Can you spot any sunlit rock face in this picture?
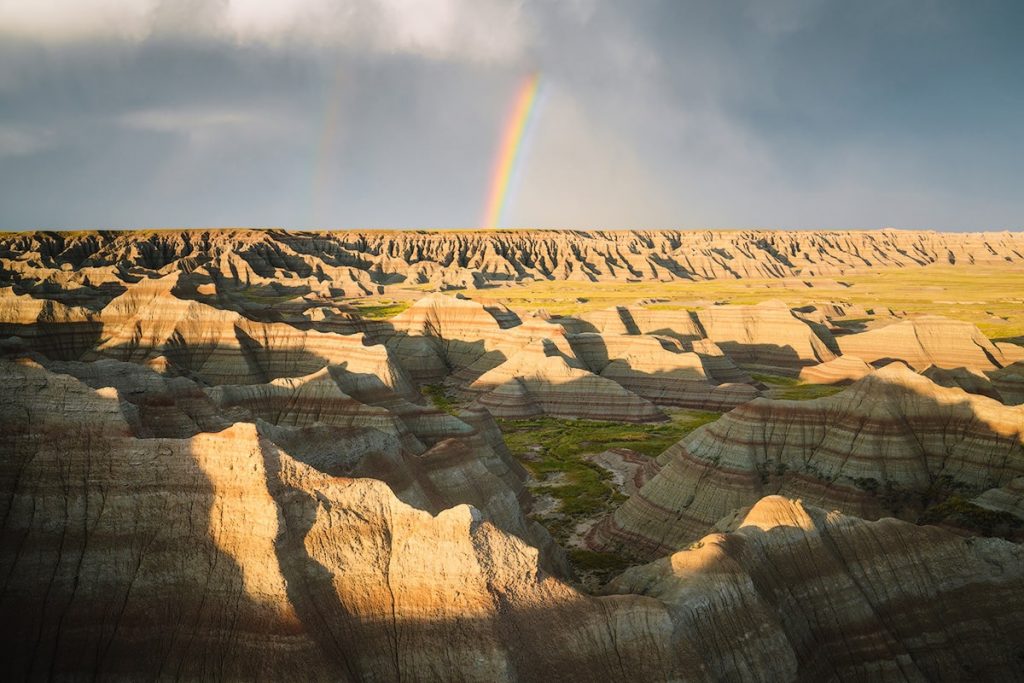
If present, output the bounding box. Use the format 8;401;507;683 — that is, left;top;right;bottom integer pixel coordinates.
465;340;667;422
692;300;839;370
838;316;1010;371
607;496;1024;682
377;294;767;419
798;355;873;384
0;358;682;680
569;332;759;410
592;364;1024;559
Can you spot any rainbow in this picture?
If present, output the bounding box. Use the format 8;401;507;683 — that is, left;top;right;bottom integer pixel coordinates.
482;73;542;228
310;64;347;228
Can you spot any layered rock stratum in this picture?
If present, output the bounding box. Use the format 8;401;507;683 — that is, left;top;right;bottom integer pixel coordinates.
3;229;1024;295
607;496;1024;681
839;316;1011;371
591;363;1024;560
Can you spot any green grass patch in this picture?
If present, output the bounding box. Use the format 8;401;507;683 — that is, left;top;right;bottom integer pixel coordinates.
352;301;411;319
752;373;846;400
664;409;723;437
568;549;633;573
751;372;799;386
421;384;457;414
497;411;720;569
500;413;719;467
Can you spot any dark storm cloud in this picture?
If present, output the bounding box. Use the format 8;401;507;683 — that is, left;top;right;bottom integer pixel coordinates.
0;0;1022;230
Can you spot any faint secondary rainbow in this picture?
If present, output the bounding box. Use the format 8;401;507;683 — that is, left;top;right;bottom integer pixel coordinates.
310;64;347;228
482;73;543;228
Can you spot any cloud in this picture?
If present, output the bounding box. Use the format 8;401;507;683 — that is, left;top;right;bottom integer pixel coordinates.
1;2;1022;231
0;124;55;157
117;105;293;155
120;107;261;133
0;0;529;62
0;0;159;42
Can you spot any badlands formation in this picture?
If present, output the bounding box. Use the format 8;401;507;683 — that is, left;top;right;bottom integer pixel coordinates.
2;228;1024;681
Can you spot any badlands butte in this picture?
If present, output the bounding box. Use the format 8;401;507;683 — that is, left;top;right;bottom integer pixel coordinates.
2;228;1024;681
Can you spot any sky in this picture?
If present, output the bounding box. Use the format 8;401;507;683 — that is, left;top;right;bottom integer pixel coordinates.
1;0;1022;232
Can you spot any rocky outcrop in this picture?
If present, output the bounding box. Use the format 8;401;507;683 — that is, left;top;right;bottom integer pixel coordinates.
206;368;416;436
0;359;684;680
378;293;583;387
607;496;1024;682
693;300;839;369
467;342;666;422
592;364;1024;558
382;293;515;383
572;306;706;342
922;364;1003;401
566;333;758;410
0;286;101;359
839;315;1009;371
40;357;229;437
4;356;563;571
793;301;871;326
798;355;873;384
973;477;1024;523
5;230;1024;297
563;302;842;379
690;338;755;384
988;360;1024;405
91;273;419;395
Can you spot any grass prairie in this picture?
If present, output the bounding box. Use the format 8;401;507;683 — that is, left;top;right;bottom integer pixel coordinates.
480;265;1024;341
342;264;1024;340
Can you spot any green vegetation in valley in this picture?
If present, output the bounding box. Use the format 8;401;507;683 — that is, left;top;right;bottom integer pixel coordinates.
421;384;458;414
500;411;719;471
497;410;720;585
752;372;846;400
485;265;1024;342
568;549;633;574
751;372;799;386
351;300;411;319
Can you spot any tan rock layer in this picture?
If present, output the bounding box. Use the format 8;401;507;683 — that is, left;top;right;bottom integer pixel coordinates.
0;358;679;681
593;364;1024;558
608;496;1024;682
4;230;1024;298
839;315;1009;371
466;342;666;422
798;355;873;384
